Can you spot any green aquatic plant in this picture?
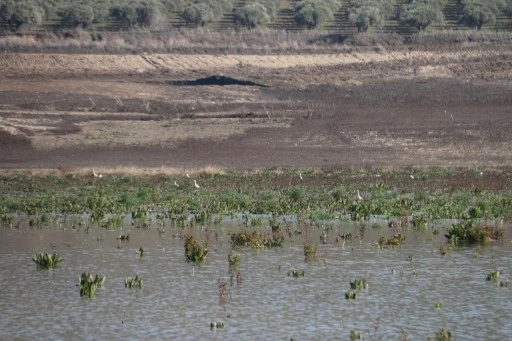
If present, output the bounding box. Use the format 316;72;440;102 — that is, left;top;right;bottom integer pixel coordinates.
79;272;105;298
230;230;284;248
304;243;317;261
184;231;209;262
439;244;448;256
117;234;130;241
137;247;144;256
228;249;241;267
287;270;305;277
210;321;224;329
377;234;405;247
101;215;124;229
125;275;143;289
486;270;500;284
432;328;451;341
32;252;62;269
349;277;368;290
446;220;503;245
345;290;358;299
434;301;443;309
350;329;361;340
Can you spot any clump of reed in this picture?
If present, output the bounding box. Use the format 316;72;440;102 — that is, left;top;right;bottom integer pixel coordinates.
32;252;62;269
184;231;208;262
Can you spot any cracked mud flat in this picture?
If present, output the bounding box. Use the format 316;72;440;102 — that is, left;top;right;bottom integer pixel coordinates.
1;46;511;170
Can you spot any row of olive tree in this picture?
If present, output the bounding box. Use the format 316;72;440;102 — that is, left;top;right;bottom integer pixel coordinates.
1;0;512;32
233;0;281;29
0;0;185;31
348;0;511;33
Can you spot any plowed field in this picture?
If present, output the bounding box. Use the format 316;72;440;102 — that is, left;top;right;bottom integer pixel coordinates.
1;46;512;170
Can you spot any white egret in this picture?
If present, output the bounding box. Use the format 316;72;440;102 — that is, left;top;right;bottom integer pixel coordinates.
92;170;102;178
194;180;200;189
174;181;179;188
299;172;303;181
186;173;190;178
356;190;363;201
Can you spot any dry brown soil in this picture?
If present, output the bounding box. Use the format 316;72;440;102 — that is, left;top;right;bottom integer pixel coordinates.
1;46;512;170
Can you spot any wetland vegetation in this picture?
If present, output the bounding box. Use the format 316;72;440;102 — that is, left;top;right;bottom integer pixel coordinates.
1;167;511;339
1;167;511;229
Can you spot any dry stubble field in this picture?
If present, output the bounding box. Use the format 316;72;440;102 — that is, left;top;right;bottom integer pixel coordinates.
1;45;512;172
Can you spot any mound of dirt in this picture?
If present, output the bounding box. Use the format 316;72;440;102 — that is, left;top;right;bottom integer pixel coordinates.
172;75;268;87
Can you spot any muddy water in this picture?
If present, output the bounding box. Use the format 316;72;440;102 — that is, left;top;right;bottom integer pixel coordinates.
0;221;511;340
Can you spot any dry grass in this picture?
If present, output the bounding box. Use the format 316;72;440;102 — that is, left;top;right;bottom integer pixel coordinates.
2;29;511;55
0;165;227;177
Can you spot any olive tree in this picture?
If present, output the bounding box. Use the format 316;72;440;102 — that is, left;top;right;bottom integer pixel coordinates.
459;0;506;30
348;0;395;33
294;0;340;29
180;0;233;27
399;0;446;32
234;2;270;29
109;0;165;29
0;0;45;31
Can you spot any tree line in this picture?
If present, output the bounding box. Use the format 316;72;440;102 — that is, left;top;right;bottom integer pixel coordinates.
1;0;511;32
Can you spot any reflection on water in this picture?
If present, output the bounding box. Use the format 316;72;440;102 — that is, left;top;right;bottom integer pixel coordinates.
0;221;511;340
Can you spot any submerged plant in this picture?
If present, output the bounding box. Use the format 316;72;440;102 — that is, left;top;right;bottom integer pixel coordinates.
184;231;209;262
137;247;144;257
350;277;369;290
32;252;62;269
125;275;143;289
227;250;241;267
79;272;105;298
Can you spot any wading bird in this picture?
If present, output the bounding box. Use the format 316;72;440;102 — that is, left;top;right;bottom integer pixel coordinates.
356;190;363;201
299;172;303;181
174;181;179;188
92;170;102;178
194;180;200;189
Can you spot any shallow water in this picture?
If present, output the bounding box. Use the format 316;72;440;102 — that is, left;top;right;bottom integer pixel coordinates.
0;220;511;340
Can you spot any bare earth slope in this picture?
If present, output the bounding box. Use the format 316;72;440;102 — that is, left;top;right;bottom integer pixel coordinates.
1;46;512;170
